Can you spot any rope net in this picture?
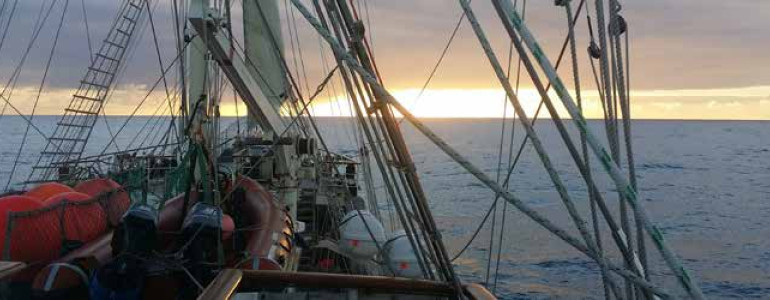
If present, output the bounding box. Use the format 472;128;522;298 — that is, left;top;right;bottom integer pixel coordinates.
2;189;130;264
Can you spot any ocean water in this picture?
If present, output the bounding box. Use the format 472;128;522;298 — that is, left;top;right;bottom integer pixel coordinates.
1;116;768;299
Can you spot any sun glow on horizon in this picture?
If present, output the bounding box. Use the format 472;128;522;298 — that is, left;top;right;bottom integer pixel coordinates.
273;86;770;120
289;88;604;119
6;86;768;120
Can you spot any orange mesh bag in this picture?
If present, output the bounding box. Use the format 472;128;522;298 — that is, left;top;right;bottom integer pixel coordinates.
75;178;131;227
24;183;74;202
44;192;108;243
2;196;63;281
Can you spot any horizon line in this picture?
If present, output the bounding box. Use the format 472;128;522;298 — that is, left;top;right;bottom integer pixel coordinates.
12;115;769;122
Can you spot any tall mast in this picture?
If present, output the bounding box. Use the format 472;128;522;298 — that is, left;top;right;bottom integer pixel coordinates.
186;0;216;203
242;0;286;129
241;0;298;220
187;0;209;133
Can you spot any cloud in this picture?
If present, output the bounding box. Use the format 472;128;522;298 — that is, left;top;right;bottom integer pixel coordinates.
4;1;769;89
706;100;743;109
0;0;768;120
652;101;683;111
634;86;770;98
355;0;770;91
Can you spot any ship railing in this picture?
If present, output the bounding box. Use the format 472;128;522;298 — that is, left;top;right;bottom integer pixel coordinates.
108;153;189;208
30;142;182;184
197;269;494;300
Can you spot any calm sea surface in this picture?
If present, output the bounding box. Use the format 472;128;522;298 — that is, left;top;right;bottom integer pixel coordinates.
1;116;768;299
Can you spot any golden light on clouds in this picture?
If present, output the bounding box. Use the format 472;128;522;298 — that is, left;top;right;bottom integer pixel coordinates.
279;86;770;120
6;86;768;120
1;1;768;122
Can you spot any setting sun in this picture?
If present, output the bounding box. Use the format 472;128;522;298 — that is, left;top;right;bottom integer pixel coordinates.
218;87;769;120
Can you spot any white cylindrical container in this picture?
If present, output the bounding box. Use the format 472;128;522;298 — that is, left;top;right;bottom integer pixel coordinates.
339;210;386;259
384;230;423;278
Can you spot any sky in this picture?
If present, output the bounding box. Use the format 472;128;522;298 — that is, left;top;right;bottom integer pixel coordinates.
0;0;768;120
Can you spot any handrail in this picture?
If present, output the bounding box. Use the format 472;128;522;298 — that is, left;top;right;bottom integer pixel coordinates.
197;269;243;300
197;269;501;299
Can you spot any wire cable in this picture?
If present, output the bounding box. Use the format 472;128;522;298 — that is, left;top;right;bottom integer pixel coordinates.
399;0;470;124
4;0;69;190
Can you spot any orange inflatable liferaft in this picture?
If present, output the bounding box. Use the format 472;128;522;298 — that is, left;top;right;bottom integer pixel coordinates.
74;178;130;226
24;183;74;202
0;195;60;263
44;192;107;243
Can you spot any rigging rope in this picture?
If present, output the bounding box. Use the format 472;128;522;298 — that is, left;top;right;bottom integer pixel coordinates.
91;0;120;154
489;26;519;296
452;0;592;264
133;84;182;150
286;1;318;138
145;0;179;148
346;0;382;86
86;0;161;160
607;3;648;298
291;1;672;296
80;0;93;60
5;0;70;190
486;39;512;290
478;11;642;285
489;0;526;289
0;0;18;72
442;10;599;270
451;3;527;282
0;0;17;120
319;0;436;279
0;0;18;68
466;0;625;295
563;2;612;299
361;0;373;55
496;1;705;297
200;65;340;210
450;195;499;262
0;0;58;120
127;93;175;149
399;0;470;124
623;25;649;285
250;0;330;149
337;0;459;285
319;0;387;231
496;0;585;180
91;41;191;167
0;0;69;156
284;0;306;97
171;0;186;129
314;16;358;161
288;1;312;98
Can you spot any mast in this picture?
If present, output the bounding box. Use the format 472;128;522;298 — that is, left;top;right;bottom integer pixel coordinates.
186;0;218;204
187;0;209;133
241;0;298;221
186;0;209;124
242;0;287;129
188;2;297;218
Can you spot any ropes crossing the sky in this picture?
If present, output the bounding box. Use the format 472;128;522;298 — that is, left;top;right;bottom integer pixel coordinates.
0;1;706;298
493;0;705;297
5;0;70;190
26;0;150;185
316;0;437;281
292;0;705;298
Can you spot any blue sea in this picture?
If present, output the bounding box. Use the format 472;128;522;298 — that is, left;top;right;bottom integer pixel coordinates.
1;116;768;299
